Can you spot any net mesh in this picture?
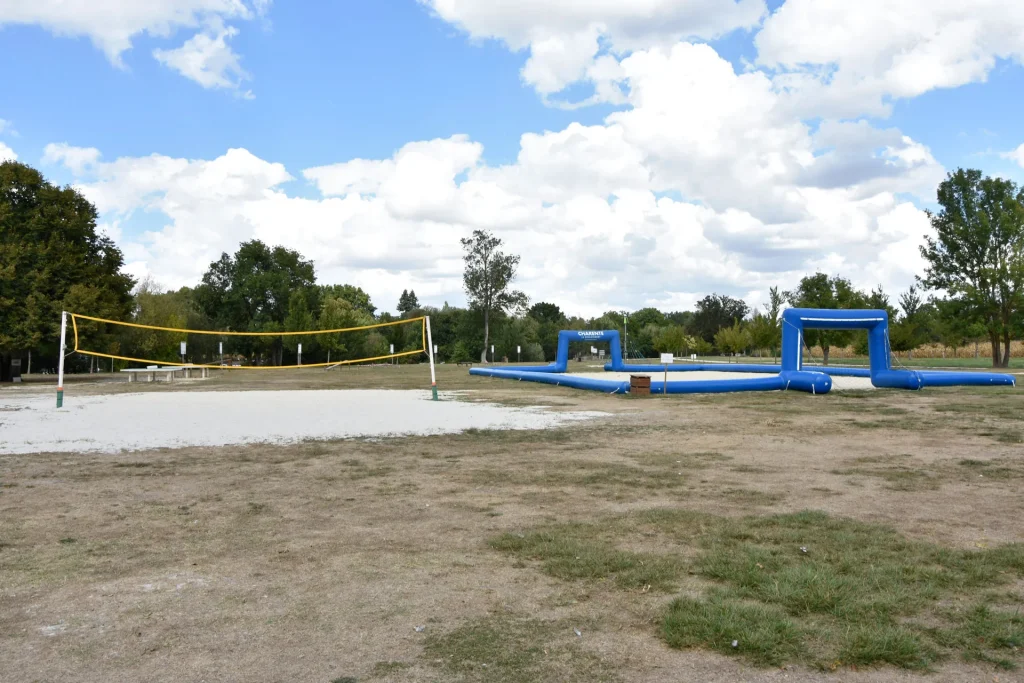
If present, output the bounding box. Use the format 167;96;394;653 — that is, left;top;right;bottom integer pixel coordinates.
70;313;426;369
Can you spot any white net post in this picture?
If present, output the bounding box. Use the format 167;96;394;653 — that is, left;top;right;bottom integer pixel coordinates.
56;311;67;408
426;316;437;400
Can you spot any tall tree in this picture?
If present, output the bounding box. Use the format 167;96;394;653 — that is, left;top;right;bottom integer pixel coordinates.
319;284;375;317
786;273;866;365
397;289;420;316
688;294;749;343
194;240;316;365
920;169;1024;368
714;320;751;359
527;302;565;324
0;161;134;379
461;230;528;363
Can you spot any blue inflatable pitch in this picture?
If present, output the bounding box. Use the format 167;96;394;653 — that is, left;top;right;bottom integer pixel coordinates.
469;309;1015;395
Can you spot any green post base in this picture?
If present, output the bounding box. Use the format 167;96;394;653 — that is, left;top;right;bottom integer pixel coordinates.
56;389;64;408
431;384;438;401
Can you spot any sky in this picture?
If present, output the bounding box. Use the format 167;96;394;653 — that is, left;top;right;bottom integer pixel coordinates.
2;0;1024;317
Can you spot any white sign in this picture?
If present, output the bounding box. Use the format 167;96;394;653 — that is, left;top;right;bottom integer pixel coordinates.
297;343;302;354
660;353;674;364
434;345;438;354
590;346;598;354
219;342;223;355
598;349;605;358
180;341;187;356
389;344;394;354
691;354;697;361
491;345;494;352
517;345;521;353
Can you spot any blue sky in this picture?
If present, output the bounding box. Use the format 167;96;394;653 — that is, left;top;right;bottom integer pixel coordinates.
2;1;1023;315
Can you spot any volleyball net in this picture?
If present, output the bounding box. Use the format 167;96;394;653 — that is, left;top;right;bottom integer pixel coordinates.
68;313;428;369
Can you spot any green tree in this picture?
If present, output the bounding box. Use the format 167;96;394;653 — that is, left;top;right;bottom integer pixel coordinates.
318;295;374;363
397;289;420;316
0;161;134;378
653;326;692;355
461;230;528;363
284;289;315;361
688;294;749;343
714;320;751;359
319;284;375;317
920;169;1024;368
194;240;316;365
527;302;565;324
786;273;866;365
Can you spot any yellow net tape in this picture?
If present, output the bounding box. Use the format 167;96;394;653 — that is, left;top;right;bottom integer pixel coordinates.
70;313;426;370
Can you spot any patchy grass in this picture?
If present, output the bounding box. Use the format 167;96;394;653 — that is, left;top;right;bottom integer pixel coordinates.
470;461;686;493
492;510;1024;671
715;488;785;506
422;615;620;683
489;524;683;591
662;596;806;666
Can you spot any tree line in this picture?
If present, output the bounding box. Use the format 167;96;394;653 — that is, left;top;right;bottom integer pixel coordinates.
1;160;1022;378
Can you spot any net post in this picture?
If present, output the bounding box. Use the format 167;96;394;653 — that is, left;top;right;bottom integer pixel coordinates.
57;311;67;408
425;316;438;400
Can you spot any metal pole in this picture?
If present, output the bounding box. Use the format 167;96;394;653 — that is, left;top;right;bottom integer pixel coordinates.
425;316;437;400
57;311;67;408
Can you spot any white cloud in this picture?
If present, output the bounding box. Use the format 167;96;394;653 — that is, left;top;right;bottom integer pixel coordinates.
43;142;102;174
0;0;267;91
423;0;765;101
38;5;956;316
0;142;17;162
1003;143;1024;169
756;0;1024;117
153;18;251;94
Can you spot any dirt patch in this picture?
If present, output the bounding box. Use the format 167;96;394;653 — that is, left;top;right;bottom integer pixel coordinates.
0;365;1021;681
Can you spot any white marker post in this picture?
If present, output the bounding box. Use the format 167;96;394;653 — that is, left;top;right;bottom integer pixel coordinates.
297;343;303;366
180;341;187;365
390;343;395;366
491;345;495;363
56;311;67;408
219;341;223;365
660;352;674;397
426;316;438;400
517;345;521;363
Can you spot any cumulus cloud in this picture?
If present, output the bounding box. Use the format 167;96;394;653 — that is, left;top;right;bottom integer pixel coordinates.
36;2;960;315
756;0;1024;117
42;142;102;174
1003;143;1024;169
0;0;267;91
423;0;765;102
0;142;17;162
153;18;251;95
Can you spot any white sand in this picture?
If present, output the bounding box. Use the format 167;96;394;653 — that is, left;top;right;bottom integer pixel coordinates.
569;371;875;391
0;390;607;455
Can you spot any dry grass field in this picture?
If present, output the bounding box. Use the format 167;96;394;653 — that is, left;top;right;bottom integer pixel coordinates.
1;365;1022;682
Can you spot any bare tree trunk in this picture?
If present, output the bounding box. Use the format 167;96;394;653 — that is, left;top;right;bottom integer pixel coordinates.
822;345;830;366
480;308;490;363
1002;328;1012;368
989;330;1001;368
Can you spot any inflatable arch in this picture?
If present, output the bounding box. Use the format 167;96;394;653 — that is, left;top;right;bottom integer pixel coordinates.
469;308;1015;394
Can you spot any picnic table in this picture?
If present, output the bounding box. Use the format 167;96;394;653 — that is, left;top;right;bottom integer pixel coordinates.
120;365;211;382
